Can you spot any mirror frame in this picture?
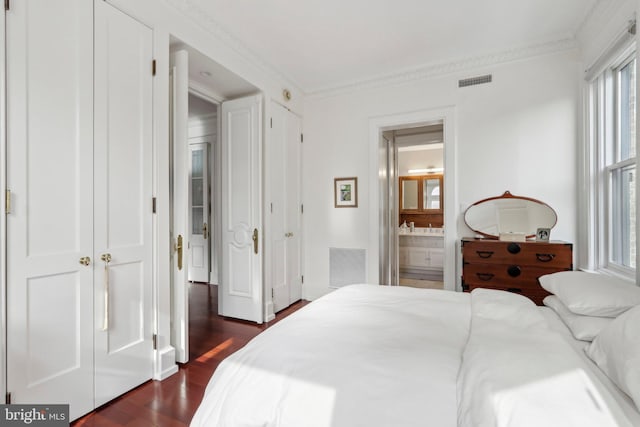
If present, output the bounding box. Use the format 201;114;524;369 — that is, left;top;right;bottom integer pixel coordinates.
399;174;443;214
464;190;557;239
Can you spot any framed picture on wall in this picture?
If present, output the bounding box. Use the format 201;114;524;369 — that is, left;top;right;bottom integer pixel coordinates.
334;177;358;208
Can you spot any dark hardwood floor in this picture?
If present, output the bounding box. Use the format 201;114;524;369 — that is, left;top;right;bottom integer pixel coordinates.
73;283;308;426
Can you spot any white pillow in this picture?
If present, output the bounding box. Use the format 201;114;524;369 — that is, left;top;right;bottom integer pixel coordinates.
585;305;640;412
543;295;613;341
539;271;640;317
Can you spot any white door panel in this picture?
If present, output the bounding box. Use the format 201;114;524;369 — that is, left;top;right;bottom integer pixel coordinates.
270;104;288;312
220;95;263;322
169;50;190;363
6;0;94;419
285;110;302;304
94;0;153;407
270;103;302;313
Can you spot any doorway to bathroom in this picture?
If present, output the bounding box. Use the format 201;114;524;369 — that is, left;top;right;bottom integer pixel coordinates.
382;123;444;289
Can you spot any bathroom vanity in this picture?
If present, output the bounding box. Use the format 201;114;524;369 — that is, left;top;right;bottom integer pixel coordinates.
399;228;444;279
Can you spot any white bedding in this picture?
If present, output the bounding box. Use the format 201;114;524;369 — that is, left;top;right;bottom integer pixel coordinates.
540;307;640;426
190;285;637;427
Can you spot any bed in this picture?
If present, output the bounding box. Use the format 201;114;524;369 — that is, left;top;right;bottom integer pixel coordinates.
190;283;640;427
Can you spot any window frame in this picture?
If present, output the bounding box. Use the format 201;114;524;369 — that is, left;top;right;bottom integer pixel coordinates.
588;46;637;279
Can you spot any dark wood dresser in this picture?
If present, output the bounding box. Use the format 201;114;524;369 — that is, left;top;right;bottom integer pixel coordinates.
461;238;573;305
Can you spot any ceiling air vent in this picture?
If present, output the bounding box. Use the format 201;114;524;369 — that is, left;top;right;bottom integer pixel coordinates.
458;74;492;88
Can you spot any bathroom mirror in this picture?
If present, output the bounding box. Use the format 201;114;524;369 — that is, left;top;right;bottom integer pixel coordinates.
402;179;419;210
399;175;443;213
423;178;440;210
464;191;557;239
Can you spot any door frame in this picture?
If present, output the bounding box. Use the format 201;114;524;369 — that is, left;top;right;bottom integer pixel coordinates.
368;107;458;291
0;3;7;400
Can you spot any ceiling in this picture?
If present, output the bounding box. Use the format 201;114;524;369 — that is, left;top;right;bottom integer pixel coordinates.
183;0;599;93
171;40;259;101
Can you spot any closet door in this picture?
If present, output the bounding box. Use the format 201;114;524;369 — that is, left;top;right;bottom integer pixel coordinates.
93;0;154;407
6;0;95;419
284;109;303;304
270;103;302;313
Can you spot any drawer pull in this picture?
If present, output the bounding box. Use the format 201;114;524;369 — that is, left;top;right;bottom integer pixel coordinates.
476;250;494;259
536;253;556;262
506;287;523;294
507;243;521;254
507;265;521;277
476;273;495;281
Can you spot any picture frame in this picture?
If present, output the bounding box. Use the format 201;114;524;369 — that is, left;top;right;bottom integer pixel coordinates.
536;227;550;241
334;177;358;208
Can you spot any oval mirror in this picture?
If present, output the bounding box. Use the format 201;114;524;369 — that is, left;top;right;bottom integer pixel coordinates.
464;191;557;239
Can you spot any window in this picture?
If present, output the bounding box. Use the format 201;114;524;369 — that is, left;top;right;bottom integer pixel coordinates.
588;49;636;276
611;57;636;270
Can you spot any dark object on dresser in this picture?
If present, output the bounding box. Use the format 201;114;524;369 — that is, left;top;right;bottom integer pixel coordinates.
461;238;573;305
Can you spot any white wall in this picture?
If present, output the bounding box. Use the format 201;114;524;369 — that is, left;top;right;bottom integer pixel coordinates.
302;50;581;300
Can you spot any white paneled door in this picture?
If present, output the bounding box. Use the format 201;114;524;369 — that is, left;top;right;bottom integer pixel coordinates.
6;0;153;419
169;49;190;363
6;0;95;419
220;95;263;323
93;0;154;407
270;103;302;313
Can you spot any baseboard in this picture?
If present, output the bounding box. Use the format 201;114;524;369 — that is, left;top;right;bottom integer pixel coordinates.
154;346;179;380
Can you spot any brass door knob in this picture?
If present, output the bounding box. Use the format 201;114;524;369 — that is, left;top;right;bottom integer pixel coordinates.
79;256;91;266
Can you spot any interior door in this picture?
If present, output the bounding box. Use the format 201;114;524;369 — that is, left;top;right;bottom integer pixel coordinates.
93;0;154;406
169;49;190;363
269;103;288;312
6;0;95;419
270;103;302;313
220;95;263;322
285;109;303;304
189;143;210;283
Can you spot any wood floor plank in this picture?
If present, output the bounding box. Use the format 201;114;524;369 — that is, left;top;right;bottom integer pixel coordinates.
72;283;308;426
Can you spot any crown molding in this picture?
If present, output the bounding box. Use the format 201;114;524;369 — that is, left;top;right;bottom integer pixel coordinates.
307;37;579;99
163;0;579;100
161;0;304;95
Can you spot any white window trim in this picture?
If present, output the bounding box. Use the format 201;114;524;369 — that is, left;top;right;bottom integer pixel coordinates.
583;41;637;282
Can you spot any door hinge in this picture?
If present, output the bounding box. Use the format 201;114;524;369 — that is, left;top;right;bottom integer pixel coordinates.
152;59;157;76
270;202;273;213
152;334;158;350
300;204;304;214
5;189;11;214
270;117;273;128
152;197;157;213
301;275;304;284
5;392;11;404
300;133;304;143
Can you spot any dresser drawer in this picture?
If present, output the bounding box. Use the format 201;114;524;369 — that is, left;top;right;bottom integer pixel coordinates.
462;262;569;285
463;282;551;305
462;240;572;269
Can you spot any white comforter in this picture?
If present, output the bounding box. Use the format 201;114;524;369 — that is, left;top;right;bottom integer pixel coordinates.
190;285;633;427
